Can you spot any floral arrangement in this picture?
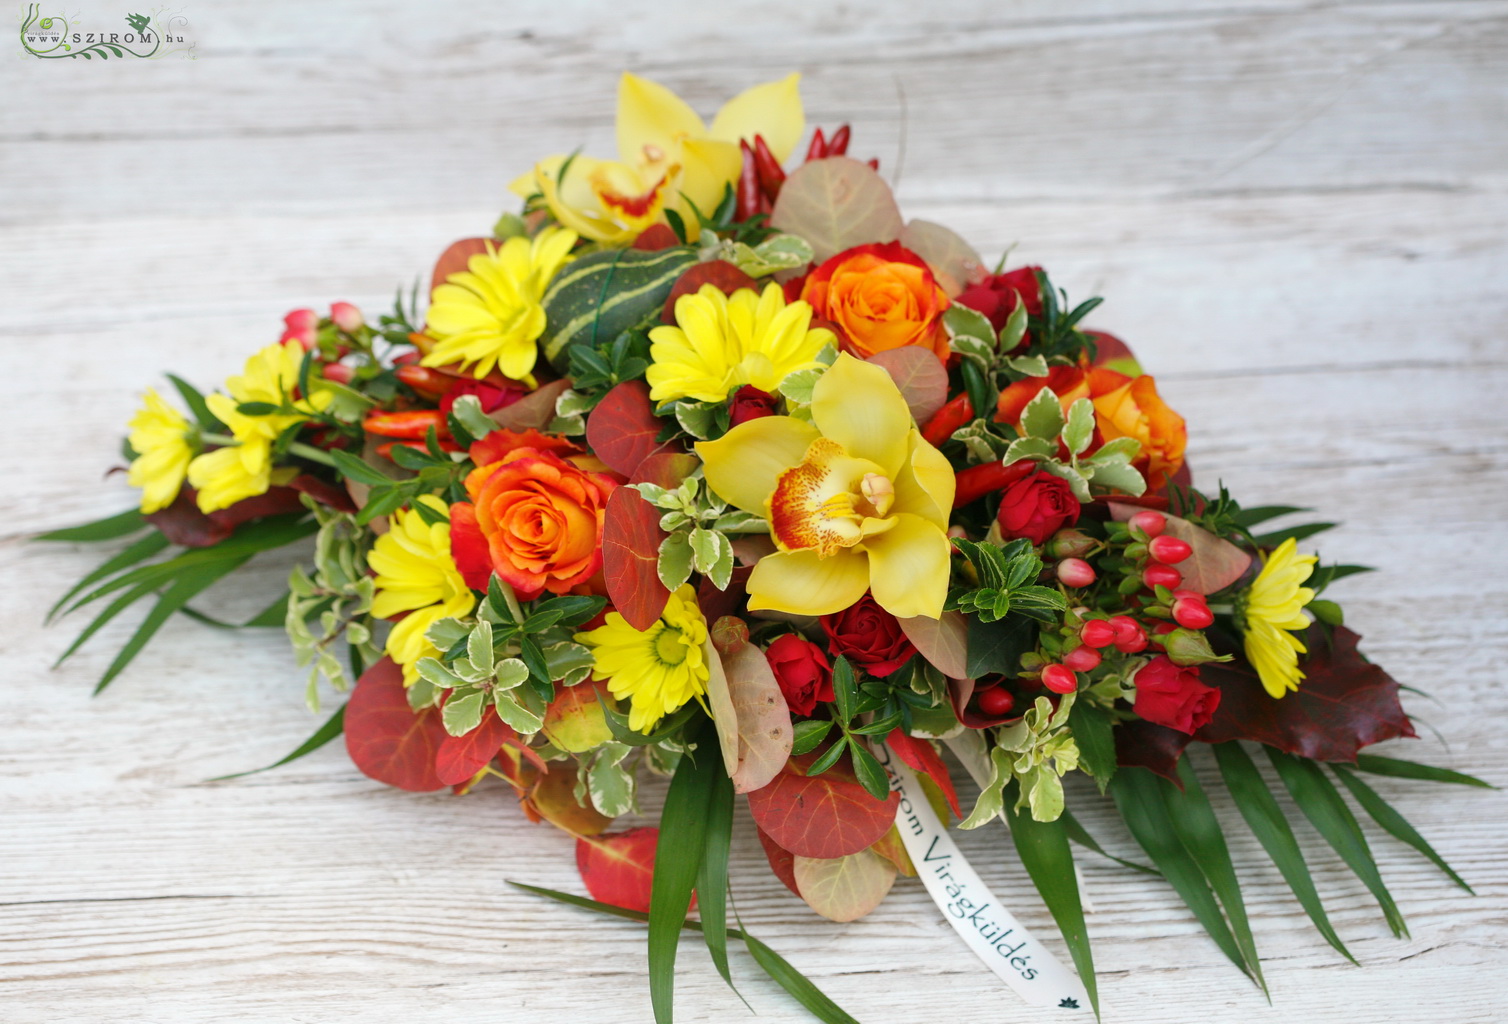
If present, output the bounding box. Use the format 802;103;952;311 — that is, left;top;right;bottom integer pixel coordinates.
45;72;1486;1022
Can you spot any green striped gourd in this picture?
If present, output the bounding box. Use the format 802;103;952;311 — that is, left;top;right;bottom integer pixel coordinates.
540;245;697;373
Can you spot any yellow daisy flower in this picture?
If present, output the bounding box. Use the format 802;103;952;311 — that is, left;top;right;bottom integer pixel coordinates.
1239;537;1319;698
646;283;834;404
369;496;476;688
126;388;194;513
420;227;577;382
186;340;331;513
575;584;709;732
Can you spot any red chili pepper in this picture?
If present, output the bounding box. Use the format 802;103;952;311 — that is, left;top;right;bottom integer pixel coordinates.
394;364;457;398
363;409;449;440
953;460;1037;509
735;139;763;222
375;439;463;460
804;127;827;162
921;392;974;448
752;135;786;200
866;157;880;172
828;124;851;156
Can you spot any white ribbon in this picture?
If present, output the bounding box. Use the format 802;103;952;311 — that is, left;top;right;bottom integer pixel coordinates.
872;740;1091;1012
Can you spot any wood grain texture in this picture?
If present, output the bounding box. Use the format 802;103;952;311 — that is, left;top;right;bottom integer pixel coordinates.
3;1;1506;1022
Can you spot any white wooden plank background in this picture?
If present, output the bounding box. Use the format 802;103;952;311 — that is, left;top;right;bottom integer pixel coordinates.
3;2;1507;1022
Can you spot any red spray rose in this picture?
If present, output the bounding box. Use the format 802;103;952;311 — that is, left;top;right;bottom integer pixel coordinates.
955;265;1043;342
764;634;834;716
1132;655;1221;734
728;385;779;427
819;594;918;677
996;470;1081;546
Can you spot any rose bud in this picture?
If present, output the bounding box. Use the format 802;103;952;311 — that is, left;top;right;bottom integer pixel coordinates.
1041;664;1078;694
1128;510;1167;538
1056;557;1096;588
1048;528;1096;559
330;301;364;334
1062;646;1102;672
1143;562;1183;590
1080;619;1117;649
1148;535;1192;565
1172;596;1215;630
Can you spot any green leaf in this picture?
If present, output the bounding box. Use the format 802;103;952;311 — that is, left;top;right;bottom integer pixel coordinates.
965;613;1033;678
998;302;1029;354
1110;767;1253;982
830;656;857;725
493;693;545;734
448;393;499;441
178;591;290;629
1165;758;1266;993
442;689;486;736
54;579;159;668
1266;748;1408;938
1059;808;1157;874
847;738;890;800
805;737;848;777
330;449;393;488
658;531;695;592
1252;522;1336;547
696;769;742;996
1085;460;1146;497
1232;505;1310;530
1020;386;1066;441
1067;700;1116;793
93;553;254;694
36;508;146;543
943;303;996;351
1332;764;1472;893
1351;753;1493;789
791;719;833;756
1062;398;1095;456
47;529;169;622
650;718;718;1024
1002;784;1099;1019
1212;742;1353;963
209;704;345;780
166;374;223;432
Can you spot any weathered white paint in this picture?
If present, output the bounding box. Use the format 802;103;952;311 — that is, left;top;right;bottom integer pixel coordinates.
3;2;1505;1022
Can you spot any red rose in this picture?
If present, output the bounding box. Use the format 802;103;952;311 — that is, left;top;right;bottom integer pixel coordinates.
996;470;1080;546
955;265;1042;344
819;594;917;678
1132;655;1221;734
764;634;833;717
729;385;779;427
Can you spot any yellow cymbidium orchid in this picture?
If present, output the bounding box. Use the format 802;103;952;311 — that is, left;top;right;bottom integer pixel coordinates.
695;354;955;620
513;72;804;245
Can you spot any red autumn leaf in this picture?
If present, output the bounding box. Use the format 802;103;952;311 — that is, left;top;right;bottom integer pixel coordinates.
746;749;899;859
434;713;515;786
1195;625;1416;762
146;485;309;548
576;827;672;914
489;377;574;433
757;826;801;897
661;260;760;323
866;346;949;425
1115;719;1192;783
288;473;357;513
632;223;681;252
586;380;677;477
430;237;492;295
343;657;449;792
601;486;671;631
886;730;962;819
630;451;700;489
697;564;753;625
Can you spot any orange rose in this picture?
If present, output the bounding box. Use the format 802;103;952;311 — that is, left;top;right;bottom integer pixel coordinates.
995;364;1186;486
799;242;950;361
449;445;617;599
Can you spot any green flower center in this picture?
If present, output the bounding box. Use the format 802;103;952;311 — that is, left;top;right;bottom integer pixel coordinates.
653;625;689;667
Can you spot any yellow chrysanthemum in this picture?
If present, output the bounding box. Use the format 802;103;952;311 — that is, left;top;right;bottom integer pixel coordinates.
575;584;709;733
1239;537;1318;698
186;340;331;513
420;227;577;382
126;388;194;513
646;283;834;404
369;496;476;688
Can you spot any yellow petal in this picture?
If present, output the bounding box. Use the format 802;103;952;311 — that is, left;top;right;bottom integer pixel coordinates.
746;548;870;617
672;136;743;229
891;430;956;529
709;72;805;163
617;72;705;168
696;415;819;515
862;513;951;619
810;353;911;477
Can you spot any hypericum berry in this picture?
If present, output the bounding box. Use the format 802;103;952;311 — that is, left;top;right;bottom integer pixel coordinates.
1143;562;1183;589
1056;557;1097;588
1148;535;1192;564
1152;621;1179;636
1041;664;1079;694
977;687;1017;716
1062;646;1102;672
1173;597;1215;629
1109;615;1149;653
1080;619;1117;649
1129;510;1167;538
